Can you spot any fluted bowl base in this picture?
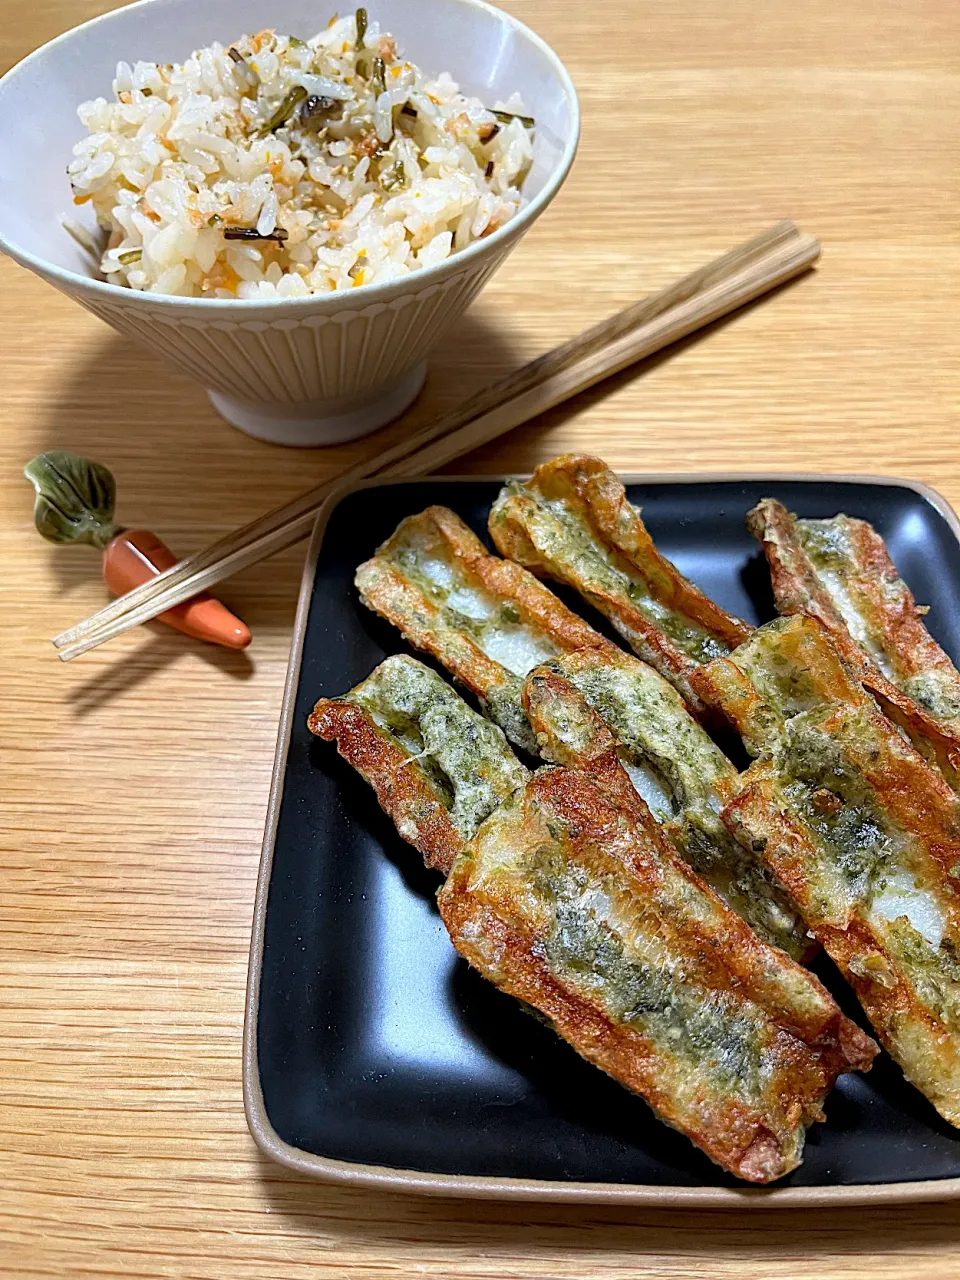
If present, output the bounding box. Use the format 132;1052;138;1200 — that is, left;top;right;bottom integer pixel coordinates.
208;362;427;447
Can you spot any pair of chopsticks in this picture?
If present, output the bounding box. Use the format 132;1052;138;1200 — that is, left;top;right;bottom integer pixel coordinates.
53;221;819;661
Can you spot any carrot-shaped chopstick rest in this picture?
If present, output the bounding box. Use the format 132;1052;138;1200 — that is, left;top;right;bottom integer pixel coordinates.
25;451;251;650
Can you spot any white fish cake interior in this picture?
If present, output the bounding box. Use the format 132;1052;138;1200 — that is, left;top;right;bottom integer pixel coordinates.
356;506;614;752
712;617;960;1123
387;527;564;676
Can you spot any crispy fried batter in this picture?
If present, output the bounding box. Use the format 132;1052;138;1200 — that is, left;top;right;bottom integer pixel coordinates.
355;506;616;752
748;498;960;791
690;610;877;755
308;655;528;873
438;767;876;1183
522;648;811;958
524;660;650;820
705;616;960;1125
487;456;752;715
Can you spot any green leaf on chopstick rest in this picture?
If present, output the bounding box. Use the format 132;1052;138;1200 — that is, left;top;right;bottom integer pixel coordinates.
24;450;120;550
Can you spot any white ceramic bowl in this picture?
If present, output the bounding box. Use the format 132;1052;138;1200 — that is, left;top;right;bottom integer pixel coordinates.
0;0;578;445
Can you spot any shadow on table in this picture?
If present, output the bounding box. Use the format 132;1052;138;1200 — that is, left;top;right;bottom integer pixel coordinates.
252;1149;960;1258
30;306;517;703
29;305;521;596
65;625;257;716
33;269;808;707
30;265;812;586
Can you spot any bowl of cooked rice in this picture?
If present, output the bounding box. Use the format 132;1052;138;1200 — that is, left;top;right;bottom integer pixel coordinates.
0;0;578;445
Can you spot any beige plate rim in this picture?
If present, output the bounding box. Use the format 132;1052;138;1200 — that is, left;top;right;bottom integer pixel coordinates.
243;469;960;1208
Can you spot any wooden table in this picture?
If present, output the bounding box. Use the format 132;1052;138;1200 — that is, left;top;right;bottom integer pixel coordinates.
3;0;960;1274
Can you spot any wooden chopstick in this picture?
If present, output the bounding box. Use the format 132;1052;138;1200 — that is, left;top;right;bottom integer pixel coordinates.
52;221;802;656
54;224;819;661
53;220;802;656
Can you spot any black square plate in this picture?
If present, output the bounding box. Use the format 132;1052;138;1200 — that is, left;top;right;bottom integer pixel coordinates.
244;473;960;1206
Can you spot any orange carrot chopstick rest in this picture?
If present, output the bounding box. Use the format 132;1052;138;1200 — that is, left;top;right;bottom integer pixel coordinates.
25;451;251;650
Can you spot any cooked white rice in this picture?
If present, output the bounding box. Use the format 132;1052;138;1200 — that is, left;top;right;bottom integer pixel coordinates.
66;11;534;298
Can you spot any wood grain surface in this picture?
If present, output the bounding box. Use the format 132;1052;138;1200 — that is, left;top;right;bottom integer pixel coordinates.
2;0;960;1275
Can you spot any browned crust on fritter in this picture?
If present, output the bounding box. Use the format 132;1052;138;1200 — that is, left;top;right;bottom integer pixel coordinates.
515;773;871;1052
423;506;617;654
526;458;752;645
521;665;615;769
698;614;960;867
492;495;717;715
697;616;960;1124
748;498;960;788
868;690;960;795
723;763;960;1125
354;560;518;708
842;516;960;682
441;888;795;1182
750;498;958;684
521;665;658;825
308;699;460;874
488;471;742;721
814;700;960;873
544;641;668;684
488;459;752;717
690;613;872;751
689;657;784;755
542;630;746;725
355;507;616;719
747;499;860;651
439;768;875;1183
692;610;960;793
586;584;717;716
523;657;815;962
